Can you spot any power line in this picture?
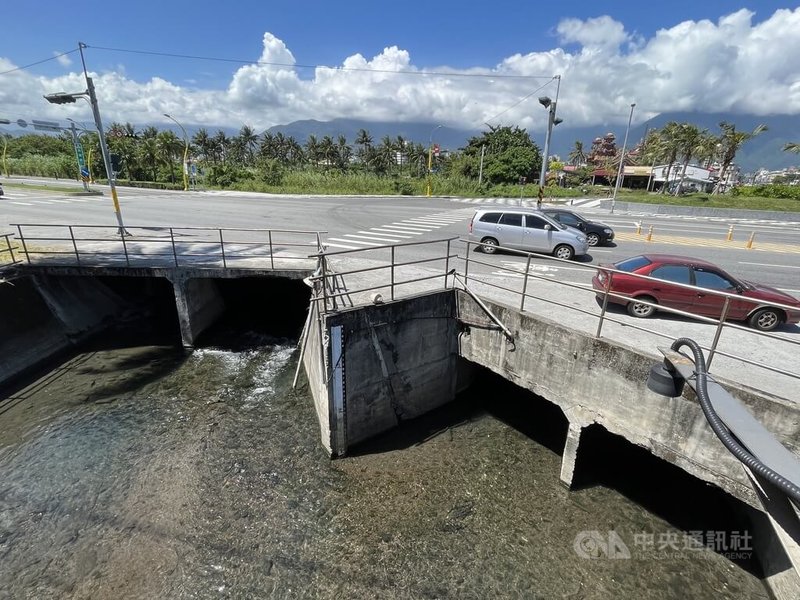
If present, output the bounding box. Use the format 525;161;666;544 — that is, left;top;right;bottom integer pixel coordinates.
86;44;555;80
485;79;557;125
0;49;80;76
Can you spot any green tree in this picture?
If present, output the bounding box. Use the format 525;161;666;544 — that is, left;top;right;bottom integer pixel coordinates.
713;122;767;194
454;125;541;185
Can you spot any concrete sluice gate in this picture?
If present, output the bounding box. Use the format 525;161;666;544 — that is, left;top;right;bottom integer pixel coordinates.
302;287;800;598
2;269;799;597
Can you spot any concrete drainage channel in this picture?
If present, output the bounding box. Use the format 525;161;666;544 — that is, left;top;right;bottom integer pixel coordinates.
2;255;800;596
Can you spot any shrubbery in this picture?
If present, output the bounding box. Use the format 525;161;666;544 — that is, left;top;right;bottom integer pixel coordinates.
730;184;800;201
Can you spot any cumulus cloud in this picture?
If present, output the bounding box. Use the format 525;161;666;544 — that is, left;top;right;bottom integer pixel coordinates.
54;52;72;67
1;8;799;134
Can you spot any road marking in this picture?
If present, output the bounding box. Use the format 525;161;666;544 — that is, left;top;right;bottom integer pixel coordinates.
392;222;436;231
369;228;413;238
615;231;800;254
11;201;33;206
739;262;800;269
380;226;424;235
50;199;71;203
405;218;453;225
345;233;402;243
326;237;383;247
324;242;361;250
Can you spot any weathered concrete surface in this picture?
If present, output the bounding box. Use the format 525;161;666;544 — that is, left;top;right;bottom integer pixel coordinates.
171;277;225;347
302;298;335;455
308;290;472;455
456;290;800;510
0;275;131;385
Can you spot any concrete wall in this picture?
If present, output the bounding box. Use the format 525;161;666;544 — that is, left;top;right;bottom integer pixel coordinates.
306;290;472;455
302;297;335;455
455;290;800;509
0;275;132;386
171;276;225;347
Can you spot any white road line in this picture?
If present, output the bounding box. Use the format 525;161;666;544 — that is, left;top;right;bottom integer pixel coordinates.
380;226;424;235
326;237;383;247
369;228;413;238
50;199;71;203
739;262;800;269
324;242;361;250
394;222;436;231
11;202;33;206
345;233;402;243
35;201;53;204
406;218;453;225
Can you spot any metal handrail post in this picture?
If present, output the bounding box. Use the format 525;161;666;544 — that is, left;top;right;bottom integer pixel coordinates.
444;239;451;289
707;297;731;368
69;226;81;265
170;228;179;266
17;225;30;264
119;226;130;266
520;254;532;311
463;241;471;286
595;272;614;338
219;229;227;268
320;253;329;313
390;245;396;301
269;230;274;269
4;234;17;264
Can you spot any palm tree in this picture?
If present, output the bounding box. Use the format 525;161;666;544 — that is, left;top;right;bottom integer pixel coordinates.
239;125;259;165
138;137;159;181
305;135;319;167
335;135;351;170
568;141;587;166
213;130;230;163
713;122;767;194
355;128;372;163
672;124;705;195
318;135;335;168
156;130;181;183
655;122;683;194
783;142;800;154
192;128;212;162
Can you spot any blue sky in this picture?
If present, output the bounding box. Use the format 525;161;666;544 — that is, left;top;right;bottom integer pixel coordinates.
1;1;799;133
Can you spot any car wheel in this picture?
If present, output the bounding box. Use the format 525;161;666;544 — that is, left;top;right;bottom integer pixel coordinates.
586;233;600;246
627;296;657;318
553;244;575;260
748;308;782;331
480;237;499;254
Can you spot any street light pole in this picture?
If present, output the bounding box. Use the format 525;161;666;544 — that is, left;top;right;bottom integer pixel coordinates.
0;118;10;178
537;97;563;209
426;124;442;197
44;44;129;234
164;113;189;191
611;102;636;214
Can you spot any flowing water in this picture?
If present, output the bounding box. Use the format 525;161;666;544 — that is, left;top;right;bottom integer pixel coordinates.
0;327;770;599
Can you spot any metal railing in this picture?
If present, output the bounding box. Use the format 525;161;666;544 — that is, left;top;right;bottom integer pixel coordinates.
0;233;20;269
11;224;326;269
311;238;799;390
309;237;457;313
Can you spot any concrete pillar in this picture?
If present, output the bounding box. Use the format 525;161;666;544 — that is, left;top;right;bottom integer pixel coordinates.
560;421;584;488
171;277;225;348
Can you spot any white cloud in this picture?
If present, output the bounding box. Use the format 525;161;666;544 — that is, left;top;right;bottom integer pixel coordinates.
54;52;72;67
2;8;799;134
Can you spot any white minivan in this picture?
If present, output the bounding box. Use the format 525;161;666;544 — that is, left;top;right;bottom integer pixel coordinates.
468;208;589;260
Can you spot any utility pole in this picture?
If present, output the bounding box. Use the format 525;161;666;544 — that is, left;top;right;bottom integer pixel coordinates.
478;144;485;186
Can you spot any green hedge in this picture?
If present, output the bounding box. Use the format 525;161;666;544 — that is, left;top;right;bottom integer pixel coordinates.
731;184;800;200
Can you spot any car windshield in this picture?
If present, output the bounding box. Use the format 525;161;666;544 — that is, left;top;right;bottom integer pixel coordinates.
614;255;652;272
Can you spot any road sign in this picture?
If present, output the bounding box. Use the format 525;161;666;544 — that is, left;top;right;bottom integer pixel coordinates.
80;167;89;178
433;143;440;157
32;119;62;132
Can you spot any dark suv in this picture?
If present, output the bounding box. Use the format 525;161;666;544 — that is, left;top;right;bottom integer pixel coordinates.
542;208;614;246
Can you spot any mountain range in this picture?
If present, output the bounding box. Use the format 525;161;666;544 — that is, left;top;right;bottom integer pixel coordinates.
267;113;800;173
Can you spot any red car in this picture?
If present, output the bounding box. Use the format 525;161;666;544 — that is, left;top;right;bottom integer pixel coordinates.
591;254;800;331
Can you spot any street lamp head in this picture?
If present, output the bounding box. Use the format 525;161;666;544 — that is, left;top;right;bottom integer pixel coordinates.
538;96;552;109
554;117;564;126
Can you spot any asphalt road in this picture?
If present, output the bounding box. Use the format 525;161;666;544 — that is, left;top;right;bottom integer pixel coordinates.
2;177;798;294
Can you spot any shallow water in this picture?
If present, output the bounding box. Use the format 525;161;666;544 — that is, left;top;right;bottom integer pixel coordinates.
0;335;769;599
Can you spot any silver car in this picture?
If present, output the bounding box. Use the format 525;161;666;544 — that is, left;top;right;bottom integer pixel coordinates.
468;208;589;260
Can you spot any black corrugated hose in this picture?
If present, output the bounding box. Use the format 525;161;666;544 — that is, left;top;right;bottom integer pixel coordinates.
672;337;800;506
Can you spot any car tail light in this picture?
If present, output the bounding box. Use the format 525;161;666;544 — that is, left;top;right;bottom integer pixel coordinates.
597;270;607;284
468;217;474;233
